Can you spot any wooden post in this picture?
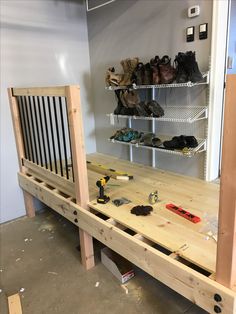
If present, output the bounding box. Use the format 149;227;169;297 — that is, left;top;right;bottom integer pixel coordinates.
216;74;236;290
66;85;95;270
8;88;36;218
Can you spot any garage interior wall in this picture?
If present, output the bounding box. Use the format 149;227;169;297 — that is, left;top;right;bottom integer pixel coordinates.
87;0;213;178
0;0;96;223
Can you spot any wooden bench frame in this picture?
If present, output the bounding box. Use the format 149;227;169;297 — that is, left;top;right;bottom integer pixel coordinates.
8;78;236;313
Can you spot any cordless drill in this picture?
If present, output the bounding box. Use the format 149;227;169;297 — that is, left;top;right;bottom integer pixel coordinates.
96;176;110;204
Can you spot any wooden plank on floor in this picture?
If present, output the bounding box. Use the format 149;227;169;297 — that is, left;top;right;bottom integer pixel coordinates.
8;293;22;314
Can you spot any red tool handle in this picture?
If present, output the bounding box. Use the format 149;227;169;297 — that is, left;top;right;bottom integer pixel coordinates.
166;203;201;223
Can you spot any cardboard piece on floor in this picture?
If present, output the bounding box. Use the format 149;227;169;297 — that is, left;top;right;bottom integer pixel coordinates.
101;247;135;284
8;293;23;314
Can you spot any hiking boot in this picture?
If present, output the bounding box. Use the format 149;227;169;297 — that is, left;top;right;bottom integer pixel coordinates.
147;100;164;117
174;52;189;83
135;101;150;116
120;57;139;86
159;56;176;84
132;62;145;85
122;90;140;108
150;56;161;84
143;63;153;85
184;51;203;83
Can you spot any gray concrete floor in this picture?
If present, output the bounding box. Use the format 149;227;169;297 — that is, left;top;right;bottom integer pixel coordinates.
0;209;207;314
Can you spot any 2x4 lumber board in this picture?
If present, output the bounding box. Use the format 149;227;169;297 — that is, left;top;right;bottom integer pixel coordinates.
65;85;94;270
18;173;236;314
8;88;36;218
8;293;23;314
89;200;216;273
216;74;236;290
12;86;66;97
23;159;75;197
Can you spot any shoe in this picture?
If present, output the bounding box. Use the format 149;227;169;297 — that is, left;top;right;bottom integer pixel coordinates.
150;56;161;84
184;51;203;83
143;63;153;85
142;133;155;146
114;90;124;114
147;100;164;117
105;67;122;86
120;57;139;86
159;56;176;84
152;137;162;147
174;53;189;83
163;135;187;149
135;101;150;116
184;136;198;148
132;62;145;85
122;90;140;108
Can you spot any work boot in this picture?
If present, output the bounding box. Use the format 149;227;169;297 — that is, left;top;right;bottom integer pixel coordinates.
159;56;176;84
174;52;189;83
132;62;145;85
143;63;153;85
147;100;164;117
122;90;140;108
150;56;161;84
184;51;203;83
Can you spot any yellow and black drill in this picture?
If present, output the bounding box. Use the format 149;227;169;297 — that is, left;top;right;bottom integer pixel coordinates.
96;176;110;204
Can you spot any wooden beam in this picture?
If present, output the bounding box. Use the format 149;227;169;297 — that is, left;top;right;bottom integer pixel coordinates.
65;85;95;270
8;88;36;218
8;293;23;314
23;159;75;197
12;86;66;97
18;173;236;314
216;74;236;290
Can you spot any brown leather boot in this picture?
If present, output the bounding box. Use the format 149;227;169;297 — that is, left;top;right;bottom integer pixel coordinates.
159;56;176;84
150;56;161;84
105;67;122;86
120;58;139;86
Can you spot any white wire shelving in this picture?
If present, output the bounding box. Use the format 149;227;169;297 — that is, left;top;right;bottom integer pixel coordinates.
107;106;208;124
109;137;206;158
106;72;209;91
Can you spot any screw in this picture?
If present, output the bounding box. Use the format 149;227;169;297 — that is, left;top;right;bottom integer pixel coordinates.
214;294;222;302
214;305;222;313
74;219;78;223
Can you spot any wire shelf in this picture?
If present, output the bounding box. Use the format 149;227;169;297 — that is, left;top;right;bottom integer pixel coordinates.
108;137;206;158
106;72;209;91
107;106;208;124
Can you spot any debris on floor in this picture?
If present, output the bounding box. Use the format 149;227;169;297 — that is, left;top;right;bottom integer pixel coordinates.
48;271;58;275
38;223;54;232
15;258;21;262
19;288;25;293
121;285;129;294
95;281;100;287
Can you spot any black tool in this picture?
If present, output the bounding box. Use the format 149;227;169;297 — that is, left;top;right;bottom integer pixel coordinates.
96;176;110;204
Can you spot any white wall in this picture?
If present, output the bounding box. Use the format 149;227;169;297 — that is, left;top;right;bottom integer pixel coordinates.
0;0;96;223
228;0;236;74
87;0;213;179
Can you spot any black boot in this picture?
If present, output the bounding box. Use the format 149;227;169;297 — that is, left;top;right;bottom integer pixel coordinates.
114;90;124;115
143;63;153;85
147;100;164;117
184;51;203;83
174;52;189;83
132;63;145;85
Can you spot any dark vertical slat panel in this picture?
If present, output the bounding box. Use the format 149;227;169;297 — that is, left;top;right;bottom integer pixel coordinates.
53;97;63;176
37;96;48;168
32;96;43;166
24;96;35;162
22;96;34;161
17;96;29;159
65;98;74;182
59;97;69;179
29;96;39;165
48;97;58;174
42;97;52;171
